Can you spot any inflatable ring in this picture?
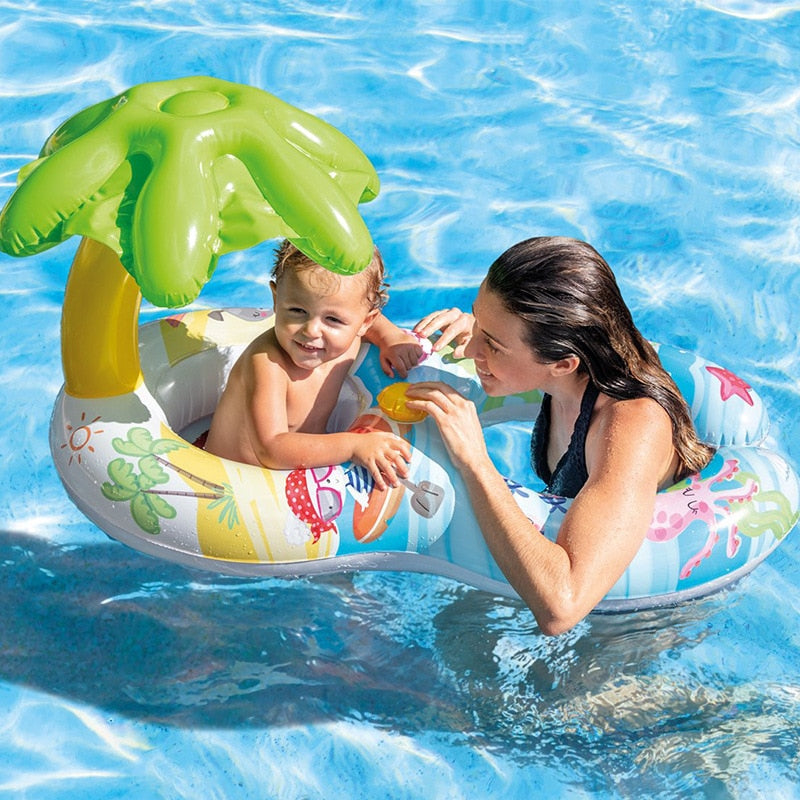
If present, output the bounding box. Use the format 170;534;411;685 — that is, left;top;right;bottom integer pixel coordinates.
50;307;800;612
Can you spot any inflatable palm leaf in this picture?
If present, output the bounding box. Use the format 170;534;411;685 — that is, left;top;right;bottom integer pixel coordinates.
0;77;380;307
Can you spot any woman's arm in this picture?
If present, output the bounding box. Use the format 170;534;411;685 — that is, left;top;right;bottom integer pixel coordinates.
405;383;671;634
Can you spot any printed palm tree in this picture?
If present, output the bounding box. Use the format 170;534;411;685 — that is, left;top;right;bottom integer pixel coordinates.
102;426;239;535
0;76;380;398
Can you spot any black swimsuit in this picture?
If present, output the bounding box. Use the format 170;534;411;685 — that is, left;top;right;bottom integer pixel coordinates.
530;382;600;498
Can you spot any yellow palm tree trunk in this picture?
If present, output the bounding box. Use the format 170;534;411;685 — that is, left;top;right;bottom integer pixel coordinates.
62;237;143;398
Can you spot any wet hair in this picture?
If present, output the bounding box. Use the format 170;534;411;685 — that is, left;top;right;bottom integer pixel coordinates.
486;236;714;479
271;240;388;311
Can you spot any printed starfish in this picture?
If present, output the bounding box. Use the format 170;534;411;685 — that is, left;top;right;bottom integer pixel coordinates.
0;76;379;306
706;365;754;407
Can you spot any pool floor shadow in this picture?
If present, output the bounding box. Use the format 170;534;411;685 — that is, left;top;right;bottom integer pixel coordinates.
0;529;723;748
0;530;471;732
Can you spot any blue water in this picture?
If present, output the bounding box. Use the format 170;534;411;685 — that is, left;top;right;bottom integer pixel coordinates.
2;1;800;797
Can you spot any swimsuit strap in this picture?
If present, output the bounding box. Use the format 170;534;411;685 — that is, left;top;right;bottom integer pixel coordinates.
530;381;600;498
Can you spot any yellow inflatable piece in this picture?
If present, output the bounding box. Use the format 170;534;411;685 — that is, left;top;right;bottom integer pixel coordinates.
377;382;427;423
61;238;143;398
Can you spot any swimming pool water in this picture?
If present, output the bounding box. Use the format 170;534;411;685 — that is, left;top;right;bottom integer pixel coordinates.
1;1;799;798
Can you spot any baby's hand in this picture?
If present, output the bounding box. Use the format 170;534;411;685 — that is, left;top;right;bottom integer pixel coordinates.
367;317;432;377
351;431;412;491
380;338;425;378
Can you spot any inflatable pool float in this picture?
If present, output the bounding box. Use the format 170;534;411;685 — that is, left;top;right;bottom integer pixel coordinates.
2;78;798;612
50;305;799;611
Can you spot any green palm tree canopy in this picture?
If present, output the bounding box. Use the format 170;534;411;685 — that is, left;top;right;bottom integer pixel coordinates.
0;76;380;307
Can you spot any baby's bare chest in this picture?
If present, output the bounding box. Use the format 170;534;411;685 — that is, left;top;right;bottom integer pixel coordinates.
285;367;349;433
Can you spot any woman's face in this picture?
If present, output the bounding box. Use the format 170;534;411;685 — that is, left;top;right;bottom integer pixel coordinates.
464;282;556;397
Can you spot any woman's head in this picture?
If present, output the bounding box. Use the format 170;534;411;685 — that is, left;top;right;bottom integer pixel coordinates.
484;236;714;478
485;237;643;388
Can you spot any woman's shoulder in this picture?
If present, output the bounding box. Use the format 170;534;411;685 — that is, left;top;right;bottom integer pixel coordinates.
587;394;675;484
595;393;671;427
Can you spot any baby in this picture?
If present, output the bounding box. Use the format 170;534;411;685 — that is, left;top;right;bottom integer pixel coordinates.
205;241;422;490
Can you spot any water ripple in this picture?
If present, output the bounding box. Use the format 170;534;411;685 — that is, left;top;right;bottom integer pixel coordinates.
1;1;800;797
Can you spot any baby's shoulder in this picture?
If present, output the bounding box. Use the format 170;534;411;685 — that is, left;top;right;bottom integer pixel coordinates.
237;330;291;382
244;327;278;355
244;329;287;367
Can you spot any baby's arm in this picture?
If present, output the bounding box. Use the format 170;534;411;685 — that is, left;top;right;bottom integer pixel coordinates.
365;312;426;378
246;351;411;490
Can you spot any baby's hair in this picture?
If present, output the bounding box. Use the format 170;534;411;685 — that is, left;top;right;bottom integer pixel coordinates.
272;240;389;310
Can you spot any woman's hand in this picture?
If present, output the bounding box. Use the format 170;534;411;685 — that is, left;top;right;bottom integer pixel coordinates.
404;381;489;471
414;308;475;358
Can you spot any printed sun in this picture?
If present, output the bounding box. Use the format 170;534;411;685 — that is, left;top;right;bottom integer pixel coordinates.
60;412;104;465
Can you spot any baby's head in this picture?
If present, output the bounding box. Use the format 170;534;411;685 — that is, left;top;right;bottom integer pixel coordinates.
271;240;388;311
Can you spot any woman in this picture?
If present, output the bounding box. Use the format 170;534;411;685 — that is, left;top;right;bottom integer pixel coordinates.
405;237;714;635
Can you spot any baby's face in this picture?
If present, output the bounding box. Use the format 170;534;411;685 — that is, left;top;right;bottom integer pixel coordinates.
270;266;376;370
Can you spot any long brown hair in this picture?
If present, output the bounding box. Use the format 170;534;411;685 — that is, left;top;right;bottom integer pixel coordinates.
486;237;714;479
